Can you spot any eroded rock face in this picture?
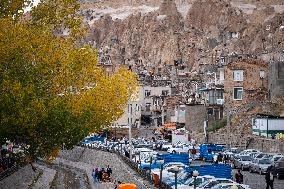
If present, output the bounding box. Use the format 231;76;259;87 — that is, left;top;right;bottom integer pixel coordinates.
81;0;284;77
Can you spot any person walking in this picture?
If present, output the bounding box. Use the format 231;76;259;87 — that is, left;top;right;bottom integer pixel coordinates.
191;146;197;160
92;168;98;183
235;170;243;184
107;165;112;178
97;168;103;182
265;168;274;189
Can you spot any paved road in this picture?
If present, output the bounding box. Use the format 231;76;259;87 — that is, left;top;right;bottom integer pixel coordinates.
233;169;284;189
191;160;284;189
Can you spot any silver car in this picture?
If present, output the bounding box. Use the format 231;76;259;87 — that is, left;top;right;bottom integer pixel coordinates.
249;158;271;174
233;156;254;170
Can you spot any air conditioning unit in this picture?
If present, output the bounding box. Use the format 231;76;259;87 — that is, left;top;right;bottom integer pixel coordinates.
216;99;224;105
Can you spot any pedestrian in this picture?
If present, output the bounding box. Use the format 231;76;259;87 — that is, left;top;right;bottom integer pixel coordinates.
97;168;103;182
235;169;243;184
125;150;130;158
223;154;229;165
107;165;112;178
191;146;197;160
265;167;274;189
213;155;218;164
92;168;98;183
114;180;122;189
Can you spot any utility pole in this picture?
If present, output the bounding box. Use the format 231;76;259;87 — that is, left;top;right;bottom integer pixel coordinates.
161;105;165;125
129;119;132;160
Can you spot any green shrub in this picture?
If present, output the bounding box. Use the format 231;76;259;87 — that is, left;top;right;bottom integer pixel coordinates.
208;119;227;132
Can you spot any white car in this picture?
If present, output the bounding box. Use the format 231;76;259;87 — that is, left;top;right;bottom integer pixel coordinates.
167;144;193;154
151;162;188;180
133;147;153;154
211;183;251;189
269;154;284;163
162;143;173;151
176;175;215;189
196;178;235;189
238;149;260;156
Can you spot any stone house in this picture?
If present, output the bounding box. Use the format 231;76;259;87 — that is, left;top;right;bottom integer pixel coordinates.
139;85;173;126
164;95;183;123
224;59;269;111
112;100;141;128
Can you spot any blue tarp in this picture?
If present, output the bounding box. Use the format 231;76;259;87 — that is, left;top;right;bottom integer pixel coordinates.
199;144;225;161
187;164;232;179
156;154;190;165
82;136;105;144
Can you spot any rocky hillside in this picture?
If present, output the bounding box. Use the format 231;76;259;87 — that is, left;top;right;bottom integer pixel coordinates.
79;0;284;78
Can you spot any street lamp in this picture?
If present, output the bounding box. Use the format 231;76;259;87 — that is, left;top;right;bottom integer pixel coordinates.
168;166;180;189
192;170;199;189
231;185;238;189
156;159;165;187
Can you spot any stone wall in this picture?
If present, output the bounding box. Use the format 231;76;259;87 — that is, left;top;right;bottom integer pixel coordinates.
247;137;284;153
192;131;284;153
109;128;138;139
269;61;284;98
185;104;206;132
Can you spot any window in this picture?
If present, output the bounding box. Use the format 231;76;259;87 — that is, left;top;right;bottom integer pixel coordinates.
260;70;265;79
233;87;243;100
145;90;151;97
161;90;169;96
145;103;151;111
233;70;244;81
221;57;226;64
130;104;132;114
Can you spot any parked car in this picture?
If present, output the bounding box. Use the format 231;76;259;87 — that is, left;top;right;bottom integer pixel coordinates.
233;156;253;170
253;153;267;160
167;144;193;154
249;158;271;174
271;157;284;179
223;148;241;160
152;163;188;180
196;178;235;189
175;175;215;189
237;149;260;156
211;183;251;189
161;142;173;151
269;154;284;163
164;170;192;186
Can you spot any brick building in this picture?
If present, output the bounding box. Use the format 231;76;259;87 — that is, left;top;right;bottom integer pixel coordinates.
224;59;269;111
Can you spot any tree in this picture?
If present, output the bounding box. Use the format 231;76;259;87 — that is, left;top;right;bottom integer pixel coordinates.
0;0;138;159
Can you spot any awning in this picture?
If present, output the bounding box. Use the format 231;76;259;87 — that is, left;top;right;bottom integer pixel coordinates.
118;183;137;189
162;123;176;129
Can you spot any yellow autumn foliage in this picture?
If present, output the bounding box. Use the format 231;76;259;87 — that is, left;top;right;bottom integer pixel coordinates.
0;0;138;158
